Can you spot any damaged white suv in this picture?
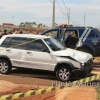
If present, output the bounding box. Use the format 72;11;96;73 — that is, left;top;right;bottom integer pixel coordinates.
0;34;93;81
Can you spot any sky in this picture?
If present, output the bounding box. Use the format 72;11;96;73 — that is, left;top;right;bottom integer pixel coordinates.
0;0;100;28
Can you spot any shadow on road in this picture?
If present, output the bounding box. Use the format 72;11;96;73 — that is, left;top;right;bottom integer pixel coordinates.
10;68;57;80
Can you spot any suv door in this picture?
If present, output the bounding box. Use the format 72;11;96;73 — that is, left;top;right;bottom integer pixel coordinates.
41;29;63;42
6;37;27;67
26;38;54;71
62;29;79;48
84;29;100;55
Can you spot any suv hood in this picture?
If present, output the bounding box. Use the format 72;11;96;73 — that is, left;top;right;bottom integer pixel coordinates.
52;48;92;63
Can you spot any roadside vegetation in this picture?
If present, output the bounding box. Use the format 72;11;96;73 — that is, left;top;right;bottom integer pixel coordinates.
96;86;100;100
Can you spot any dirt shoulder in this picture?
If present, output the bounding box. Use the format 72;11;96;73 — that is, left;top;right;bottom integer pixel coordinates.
0;80;97;100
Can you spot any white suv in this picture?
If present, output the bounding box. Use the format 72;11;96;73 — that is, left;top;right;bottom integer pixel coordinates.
0;34;93;82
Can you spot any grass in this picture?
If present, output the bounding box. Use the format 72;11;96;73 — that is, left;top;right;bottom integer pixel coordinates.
96;86;100;100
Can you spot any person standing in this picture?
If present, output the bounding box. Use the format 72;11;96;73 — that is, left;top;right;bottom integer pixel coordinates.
64;31;76;48
19;30;23;34
0;29;7;38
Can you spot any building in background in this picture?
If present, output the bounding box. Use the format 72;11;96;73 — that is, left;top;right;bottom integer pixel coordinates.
0;23;49;34
3;23;15;31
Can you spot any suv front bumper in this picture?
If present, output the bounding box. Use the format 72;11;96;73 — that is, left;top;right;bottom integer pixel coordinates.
72;63;93;77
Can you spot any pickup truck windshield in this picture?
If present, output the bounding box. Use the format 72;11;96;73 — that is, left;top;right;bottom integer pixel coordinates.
44;38;66;51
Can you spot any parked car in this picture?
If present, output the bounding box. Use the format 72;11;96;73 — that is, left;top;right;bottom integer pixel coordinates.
0;34;93;81
41;27;100;57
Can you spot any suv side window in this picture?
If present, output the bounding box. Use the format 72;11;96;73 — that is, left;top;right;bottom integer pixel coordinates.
87;30;98;38
0;37;11;47
28;39;47;51
9;37;27;49
78;29;84;37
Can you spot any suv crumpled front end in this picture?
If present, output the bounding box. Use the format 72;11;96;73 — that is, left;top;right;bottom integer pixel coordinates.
72;58;93;77
53;48;93;77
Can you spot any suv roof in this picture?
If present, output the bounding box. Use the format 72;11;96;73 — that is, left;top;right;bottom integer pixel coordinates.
55;26;95;29
2;34;48;39
56;26;93;28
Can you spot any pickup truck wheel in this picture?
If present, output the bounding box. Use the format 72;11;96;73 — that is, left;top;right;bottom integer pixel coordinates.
56;65;72;82
0;59;11;74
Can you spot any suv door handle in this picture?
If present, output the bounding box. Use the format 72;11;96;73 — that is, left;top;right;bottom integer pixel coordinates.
6;49;11;52
6;49;11;51
27;52;32;54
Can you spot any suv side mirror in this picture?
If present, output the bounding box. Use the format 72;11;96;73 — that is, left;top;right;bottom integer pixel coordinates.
42;48;50;53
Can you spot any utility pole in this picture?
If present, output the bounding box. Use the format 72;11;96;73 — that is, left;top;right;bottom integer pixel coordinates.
84;12;86;27
67;8;70;27
52;0;55;28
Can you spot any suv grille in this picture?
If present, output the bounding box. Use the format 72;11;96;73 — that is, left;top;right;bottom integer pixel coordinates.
87;59;93;66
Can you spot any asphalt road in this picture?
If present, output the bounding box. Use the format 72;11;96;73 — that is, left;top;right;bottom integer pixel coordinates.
0;61;100;86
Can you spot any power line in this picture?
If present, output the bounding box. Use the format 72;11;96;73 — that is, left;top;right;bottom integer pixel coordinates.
62;0;68;12
61;0;79;26
56;0;67;16
56;0;71;26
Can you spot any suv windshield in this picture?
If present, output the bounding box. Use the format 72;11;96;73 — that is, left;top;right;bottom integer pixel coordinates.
44;38;66;51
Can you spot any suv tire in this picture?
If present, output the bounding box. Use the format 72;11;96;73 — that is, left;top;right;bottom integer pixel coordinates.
56;65;72;82
0;59;11;74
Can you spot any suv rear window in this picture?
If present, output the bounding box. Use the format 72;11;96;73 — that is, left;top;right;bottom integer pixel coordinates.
9;37;27;49
87;30;98;38
0;37;11;47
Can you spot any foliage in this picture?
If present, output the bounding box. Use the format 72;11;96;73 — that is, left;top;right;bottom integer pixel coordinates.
96;86;100;100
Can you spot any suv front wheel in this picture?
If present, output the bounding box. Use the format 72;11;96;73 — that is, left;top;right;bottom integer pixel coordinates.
56;65;72;82
0;59;11;74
